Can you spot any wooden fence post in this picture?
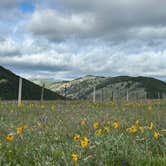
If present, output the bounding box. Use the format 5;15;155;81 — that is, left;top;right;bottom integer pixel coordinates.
18;77;22;106
126;89;129;101
101;88;103;103
93;87;96;103
41;83;45;102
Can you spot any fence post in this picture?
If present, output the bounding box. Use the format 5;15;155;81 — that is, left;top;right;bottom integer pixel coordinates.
101;88;103;103
145;91;147;100
41;83;45;102
93;87;96;103
126;89;129;101
158;92;160;99
65;85;67;104
112;91;114;101
18;77;22;106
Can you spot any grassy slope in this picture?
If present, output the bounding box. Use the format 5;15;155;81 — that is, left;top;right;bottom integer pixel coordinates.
0;100;165;165
33;75;166;100
0;66;65;100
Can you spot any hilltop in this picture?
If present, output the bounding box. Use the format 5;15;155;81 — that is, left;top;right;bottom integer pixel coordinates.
33;75;166;101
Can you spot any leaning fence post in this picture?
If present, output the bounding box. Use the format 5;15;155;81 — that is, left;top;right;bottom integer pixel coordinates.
65;85;67;104
41;83;45;102
158;92;160;99
18;77;22;106
101;88;104;103
93;86;96;103
126;89;129;101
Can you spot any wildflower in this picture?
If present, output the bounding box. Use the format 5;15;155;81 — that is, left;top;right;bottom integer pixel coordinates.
17;127;22;135
139;126;145;133
71;153;78;163
41;105;45;109
6;133;14;141
96;129;102;137
148;106;152;111
81;140;88;148
149;122;153;130
113;122;118;129
80;137;89;148
154;132;159;140
135;120;139;125
128;125;137;133
107;121;111;126
104;126;110;133
23;124;28;129
80;119;86;127
37;121;42;127
83;137;89;143
93;122;99;129
51;105;55;111
73;134;80;141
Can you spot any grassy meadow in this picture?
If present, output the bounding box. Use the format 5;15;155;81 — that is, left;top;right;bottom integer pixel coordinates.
0;100;166;166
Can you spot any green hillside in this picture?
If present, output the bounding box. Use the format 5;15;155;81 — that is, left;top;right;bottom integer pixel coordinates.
33;75;166;101
0;66;65;100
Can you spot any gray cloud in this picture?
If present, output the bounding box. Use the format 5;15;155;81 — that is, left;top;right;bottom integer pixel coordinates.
0;0;166;81
0;0;21;8
29;10;95;41
0;38;21;57
30;0;166;41
1;37;166;81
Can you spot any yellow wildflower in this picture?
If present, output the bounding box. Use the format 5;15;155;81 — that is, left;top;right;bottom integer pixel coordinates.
80;137;89;148
80;119;86;127
41;105;45;109
17;127;22;135
93;122;99;129
83;137;89;143
73;134;80;141
139;126;145;133
154;132;159;140
135;120;139;125
37;121;42;127
71;153;78;163
96;129;102;137
129;125;137;133
23;125;28;129
149;122;153;130
113;122;118;129
107;121;111;126
104;126;110;133
51;105;55;111
6;133;14;141
148;106;152;111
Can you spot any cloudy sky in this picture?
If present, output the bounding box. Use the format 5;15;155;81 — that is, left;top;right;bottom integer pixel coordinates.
0;0;166;81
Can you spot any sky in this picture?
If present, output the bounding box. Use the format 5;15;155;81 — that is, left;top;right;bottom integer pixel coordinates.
0;0;166;81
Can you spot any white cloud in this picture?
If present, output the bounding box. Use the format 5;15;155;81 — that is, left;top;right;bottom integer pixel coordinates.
29;9;95;41
0;0;166;81
29;0;166;41
1;37;166;80
0;38;21;57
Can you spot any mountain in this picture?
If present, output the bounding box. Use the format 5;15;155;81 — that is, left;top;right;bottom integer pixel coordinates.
0;66;65;100
33;75;166;101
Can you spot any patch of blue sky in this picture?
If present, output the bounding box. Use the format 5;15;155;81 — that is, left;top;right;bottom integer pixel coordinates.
19;2;35;13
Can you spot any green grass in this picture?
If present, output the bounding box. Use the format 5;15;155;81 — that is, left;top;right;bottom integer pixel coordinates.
0;100;166;166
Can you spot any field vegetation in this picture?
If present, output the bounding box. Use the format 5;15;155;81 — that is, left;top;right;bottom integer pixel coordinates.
0;100;166;165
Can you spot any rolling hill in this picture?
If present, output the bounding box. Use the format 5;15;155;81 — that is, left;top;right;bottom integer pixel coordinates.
32;75;166;101
0;66;65;100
